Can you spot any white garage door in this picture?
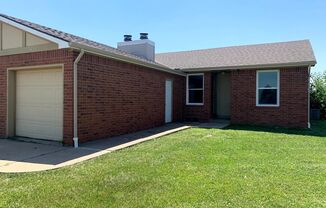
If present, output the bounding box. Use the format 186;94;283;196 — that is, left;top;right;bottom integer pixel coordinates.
16;68;63;141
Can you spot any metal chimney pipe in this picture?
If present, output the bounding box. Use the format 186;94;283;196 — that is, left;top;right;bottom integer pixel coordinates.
140;33;148;40
124;35;132;42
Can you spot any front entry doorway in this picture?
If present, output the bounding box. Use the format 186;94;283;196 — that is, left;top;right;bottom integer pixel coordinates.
212;72;231;119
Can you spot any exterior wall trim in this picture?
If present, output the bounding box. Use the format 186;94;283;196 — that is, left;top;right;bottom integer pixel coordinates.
0;43;58;56
7;63;64;71
0;22;2;50
308;65;311;128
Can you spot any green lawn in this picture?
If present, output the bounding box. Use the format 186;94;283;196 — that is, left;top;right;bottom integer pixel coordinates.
1;121;326;208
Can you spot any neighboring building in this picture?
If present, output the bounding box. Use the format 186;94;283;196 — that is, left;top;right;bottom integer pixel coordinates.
0;14;316;146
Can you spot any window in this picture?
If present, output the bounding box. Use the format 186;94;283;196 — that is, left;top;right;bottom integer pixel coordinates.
256;70;280;106
187;74;204;105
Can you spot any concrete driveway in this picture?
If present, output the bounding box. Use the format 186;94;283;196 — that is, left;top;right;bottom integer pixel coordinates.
0;139;105;173
0;123;191;173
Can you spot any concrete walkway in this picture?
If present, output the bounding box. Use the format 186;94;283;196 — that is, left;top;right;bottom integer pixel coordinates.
0;120;230;173
0;123;190;173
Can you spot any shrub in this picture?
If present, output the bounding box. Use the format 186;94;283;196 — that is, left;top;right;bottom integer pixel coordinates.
310;71;326;119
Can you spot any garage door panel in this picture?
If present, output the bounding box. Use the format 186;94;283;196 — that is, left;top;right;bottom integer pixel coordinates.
16;122;62;139
16;88;63;104
16;106;62;122
16;68;63;141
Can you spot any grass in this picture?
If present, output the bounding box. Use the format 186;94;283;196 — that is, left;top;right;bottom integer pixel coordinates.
0;121;325;208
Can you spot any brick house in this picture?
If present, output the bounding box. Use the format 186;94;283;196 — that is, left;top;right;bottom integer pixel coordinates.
0;14;316;146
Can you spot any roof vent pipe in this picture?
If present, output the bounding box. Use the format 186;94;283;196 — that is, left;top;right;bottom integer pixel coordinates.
140;33;148;40
124;35;132;42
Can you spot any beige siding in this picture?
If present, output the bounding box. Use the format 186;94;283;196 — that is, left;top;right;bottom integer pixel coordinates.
2;23;23;49
0;21;58;55
26;33;50;46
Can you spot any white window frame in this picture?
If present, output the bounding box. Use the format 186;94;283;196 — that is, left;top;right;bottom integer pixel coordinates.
256;70;280;107
186;73;204;105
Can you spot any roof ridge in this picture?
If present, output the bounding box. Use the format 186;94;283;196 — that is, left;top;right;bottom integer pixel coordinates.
156;39;316;70
156;39;311;55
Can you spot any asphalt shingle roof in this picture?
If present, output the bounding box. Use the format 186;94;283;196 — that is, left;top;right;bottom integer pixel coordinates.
0;14;317;71
156;40;316;70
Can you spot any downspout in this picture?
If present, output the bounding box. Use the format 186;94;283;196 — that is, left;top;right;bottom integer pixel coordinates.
73;50;85;148
307;65;311;129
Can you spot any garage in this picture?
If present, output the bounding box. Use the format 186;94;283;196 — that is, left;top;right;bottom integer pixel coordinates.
14;68;63;141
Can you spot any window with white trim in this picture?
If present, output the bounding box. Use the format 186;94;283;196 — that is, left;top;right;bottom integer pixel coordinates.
256;70;279;106
187;74;204;105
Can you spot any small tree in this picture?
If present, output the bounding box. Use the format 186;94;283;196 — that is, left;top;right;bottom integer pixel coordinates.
310;71;326;119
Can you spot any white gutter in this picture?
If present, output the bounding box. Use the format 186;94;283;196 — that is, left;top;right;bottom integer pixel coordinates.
308;65;311;129
73;50;85;148
69;42;186;77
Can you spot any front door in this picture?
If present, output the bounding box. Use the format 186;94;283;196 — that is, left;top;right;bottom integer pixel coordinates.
216;72;231;119
165;80;173;123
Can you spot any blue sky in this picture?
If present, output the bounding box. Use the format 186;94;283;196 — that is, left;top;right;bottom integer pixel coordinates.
1;0;325;72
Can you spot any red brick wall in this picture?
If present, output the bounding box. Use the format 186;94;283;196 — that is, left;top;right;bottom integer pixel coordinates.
0;48;309;146
77;52;185;142
231;67;309;128
0;49;75;143
184;72;212;121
